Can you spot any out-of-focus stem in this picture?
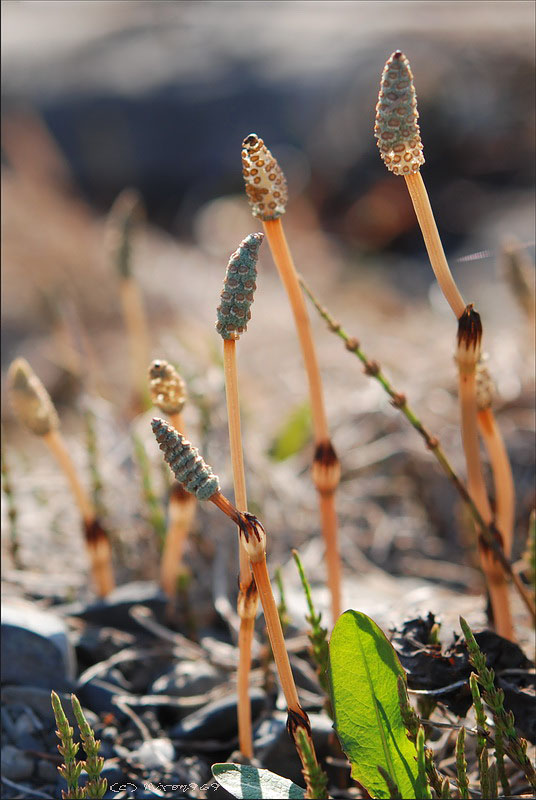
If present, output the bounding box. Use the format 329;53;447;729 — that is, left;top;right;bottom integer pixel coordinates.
159;410;197;598
404;172;466;318
262;217;341;621
119;277;151;408
477;408;515;558
43;429;114;596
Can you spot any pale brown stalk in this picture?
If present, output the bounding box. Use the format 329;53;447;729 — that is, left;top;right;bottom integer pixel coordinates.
404;172;466;318
223;337;257;759
238;513;323;797
119;278;151;408
43;429;114;597
457;312;513;640
262;217;341;621
477;407;515;559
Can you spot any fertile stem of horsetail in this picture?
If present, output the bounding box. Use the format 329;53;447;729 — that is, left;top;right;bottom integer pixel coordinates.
151;419;325;794
457;309;513;639
107;188;151;411
242;133;341;622
476;363;515;558
149;359;196;598
375;52;514;636
7;358;114;596
300;277;534;619
216;232;264;758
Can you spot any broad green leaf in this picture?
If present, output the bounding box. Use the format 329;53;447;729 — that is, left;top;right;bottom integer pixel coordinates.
329;610;425;799
211;763;305;799
268;402;312;461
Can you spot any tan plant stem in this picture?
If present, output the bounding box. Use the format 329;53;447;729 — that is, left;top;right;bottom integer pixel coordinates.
43;429;114;596
240;516;323;797
209;491;324;795
459;365;514;640
300;277;535;621
223;338;257;759
404;172;466;318
119;277;151;408
262;217;341;621
159;410;197;598
477;408;515;558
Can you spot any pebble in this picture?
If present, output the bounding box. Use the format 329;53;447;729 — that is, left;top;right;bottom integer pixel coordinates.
1;686;97;732
150;660;224;697
66;582;168;632
1;600;76;690
2;744;34;780
130;737;175;769
76;678;131;720
170;688;266;743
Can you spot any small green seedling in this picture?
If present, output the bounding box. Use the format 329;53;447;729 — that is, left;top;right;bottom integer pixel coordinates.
51;691;107;799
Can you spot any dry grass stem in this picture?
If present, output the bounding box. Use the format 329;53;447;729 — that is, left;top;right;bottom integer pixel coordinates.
242;135;341;621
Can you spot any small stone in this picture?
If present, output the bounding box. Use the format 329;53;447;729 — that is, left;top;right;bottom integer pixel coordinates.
130;738;175;770
170;689;266;743
1;600;76;690
1;744;34;780
65;582;168;632
150;660;224;698
76;678;131;721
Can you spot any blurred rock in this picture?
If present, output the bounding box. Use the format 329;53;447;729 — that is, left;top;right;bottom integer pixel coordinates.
1;744;34;780
170;688;266;743
150;660;224;698
64;581;168;631
130;737;174;770
1;600;75;690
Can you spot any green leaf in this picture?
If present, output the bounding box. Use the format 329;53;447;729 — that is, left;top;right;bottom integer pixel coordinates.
268;402;312;461
329;610;425;799
211;763;305;799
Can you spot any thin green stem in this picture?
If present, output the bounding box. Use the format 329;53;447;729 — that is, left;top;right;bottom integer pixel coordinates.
456;727;470;800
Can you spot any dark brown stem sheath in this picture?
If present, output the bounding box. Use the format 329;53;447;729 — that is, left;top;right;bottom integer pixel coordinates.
262;217;341;621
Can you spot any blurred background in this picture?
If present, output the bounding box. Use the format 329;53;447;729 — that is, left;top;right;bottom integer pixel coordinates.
1;1;535;617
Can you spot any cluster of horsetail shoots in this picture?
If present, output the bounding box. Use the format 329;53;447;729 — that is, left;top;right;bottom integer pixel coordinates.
242;133;342;622
375;51;515;639
216;232;264;758
149;359;196;598
151;418;324;792
300;276;534;618
7;358;114;596
107;188;151;412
